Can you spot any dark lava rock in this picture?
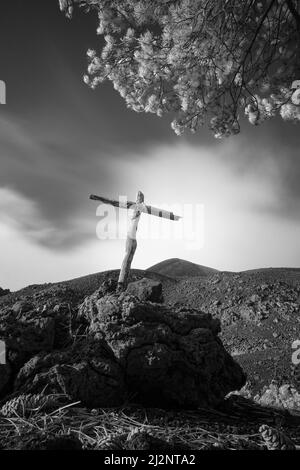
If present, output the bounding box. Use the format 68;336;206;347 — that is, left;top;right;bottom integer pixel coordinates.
1;279;245;409
51;303;74;349
15;339;126;408
0;305;55;370
79;292;246;408
99;278;118;296
12;300;34;315
0;287;10;298
126;278;163;303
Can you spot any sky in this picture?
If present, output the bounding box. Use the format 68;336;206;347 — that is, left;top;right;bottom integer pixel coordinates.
0;0;300;290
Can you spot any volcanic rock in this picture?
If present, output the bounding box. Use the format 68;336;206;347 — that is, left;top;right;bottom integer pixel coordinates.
15;338;126;408
0;288;10;298
0;305;55;370
255;382;300;412
79;292;246;408
12;300;34;315
1;278;246;410
99;278;118;296
126;278;163;302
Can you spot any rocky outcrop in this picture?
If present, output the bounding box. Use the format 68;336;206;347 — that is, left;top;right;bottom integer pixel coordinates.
0;279;245;410
0;287;10;298
0;303;56;370
255;382;300;413
15;339;126;408
79;292;246;408
126;278;163;303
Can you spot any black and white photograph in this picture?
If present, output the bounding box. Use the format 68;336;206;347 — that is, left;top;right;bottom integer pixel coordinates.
0;0;300;455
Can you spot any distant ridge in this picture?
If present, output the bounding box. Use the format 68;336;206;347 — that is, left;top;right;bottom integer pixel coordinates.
147;258;218;278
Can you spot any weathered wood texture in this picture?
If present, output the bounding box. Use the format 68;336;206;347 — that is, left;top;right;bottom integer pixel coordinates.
117;191;144;289
90;194;181;220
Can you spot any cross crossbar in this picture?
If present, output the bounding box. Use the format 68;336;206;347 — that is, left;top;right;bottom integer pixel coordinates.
89;194;181;221
90;191;181;290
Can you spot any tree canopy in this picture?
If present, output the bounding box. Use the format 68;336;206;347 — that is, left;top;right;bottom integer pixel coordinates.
59;0;300;137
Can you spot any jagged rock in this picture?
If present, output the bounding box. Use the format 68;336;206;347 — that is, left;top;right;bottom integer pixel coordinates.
12;301;34;315
126;278;163;303
0;287;10;298
99;278;118;296
0;306;55;370
255;382;300;413
15;339;126;408
0;296;78;369
79;293;246;408
1;280;245;410
52;303;73;349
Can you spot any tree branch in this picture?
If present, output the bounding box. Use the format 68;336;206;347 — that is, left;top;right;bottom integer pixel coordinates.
243;0;277;65
286;0;300;31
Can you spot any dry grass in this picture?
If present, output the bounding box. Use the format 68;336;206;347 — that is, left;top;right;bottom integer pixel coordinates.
0;396;279;450
1;393;300;450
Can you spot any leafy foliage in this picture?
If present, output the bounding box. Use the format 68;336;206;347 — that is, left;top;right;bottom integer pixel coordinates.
59;0;300;137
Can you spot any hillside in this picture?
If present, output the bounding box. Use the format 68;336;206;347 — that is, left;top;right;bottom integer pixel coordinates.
0;268;173;310
147;258;218;278
161;269;300;393
1;261;300;394
1;261;300;449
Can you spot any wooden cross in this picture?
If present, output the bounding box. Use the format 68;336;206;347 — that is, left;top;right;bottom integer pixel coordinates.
90;191;181;290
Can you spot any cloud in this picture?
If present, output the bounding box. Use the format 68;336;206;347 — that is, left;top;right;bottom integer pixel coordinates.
1;0;299;253
0;186;71;247
0;112;299;254
1;140;300;291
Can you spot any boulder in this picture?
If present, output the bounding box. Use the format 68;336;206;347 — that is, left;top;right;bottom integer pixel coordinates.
99;278;118;296
15;338;126;408
0;306;55;369
1;283;245;410
255;382;300;413
0;288;10;298
12;301;34;315
79;292;246;408
52;303;74;349
126;278;163;303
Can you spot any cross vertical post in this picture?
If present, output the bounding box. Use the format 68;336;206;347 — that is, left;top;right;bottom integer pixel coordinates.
117;191;144;290
89;191;181;291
